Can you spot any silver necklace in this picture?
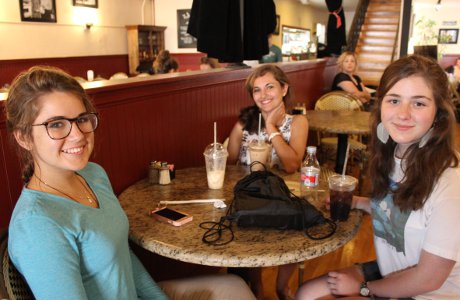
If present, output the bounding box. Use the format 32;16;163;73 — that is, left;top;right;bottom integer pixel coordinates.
34;174;94;204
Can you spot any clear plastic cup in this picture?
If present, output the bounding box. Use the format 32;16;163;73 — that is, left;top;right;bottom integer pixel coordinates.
203;143;228;189
249;140;270;171
328;175;358;221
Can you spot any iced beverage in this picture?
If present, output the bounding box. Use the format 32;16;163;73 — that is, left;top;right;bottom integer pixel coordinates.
203;143;228;189
328;175;357;221
249;140;270;171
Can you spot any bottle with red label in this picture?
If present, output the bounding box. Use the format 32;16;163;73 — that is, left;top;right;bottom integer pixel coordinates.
300;146;320;201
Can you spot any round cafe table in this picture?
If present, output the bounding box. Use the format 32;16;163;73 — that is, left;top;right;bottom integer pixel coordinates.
305;110;371;174
119;166;362;272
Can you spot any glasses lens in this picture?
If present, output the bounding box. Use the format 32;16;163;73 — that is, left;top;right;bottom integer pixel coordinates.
46;119;72;139
76;113;98;133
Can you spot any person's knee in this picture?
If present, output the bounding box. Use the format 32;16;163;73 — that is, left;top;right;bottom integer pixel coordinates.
295;275;332;300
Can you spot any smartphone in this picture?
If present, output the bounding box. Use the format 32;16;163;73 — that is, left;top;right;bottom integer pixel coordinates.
149;207;193;226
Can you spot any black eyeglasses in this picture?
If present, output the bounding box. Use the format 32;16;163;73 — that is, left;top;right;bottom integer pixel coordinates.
32;112;99;140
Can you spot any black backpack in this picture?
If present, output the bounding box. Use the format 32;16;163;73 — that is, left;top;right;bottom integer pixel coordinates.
226;166;336;239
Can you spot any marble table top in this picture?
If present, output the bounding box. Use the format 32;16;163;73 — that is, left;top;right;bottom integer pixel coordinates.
119;166;362;267
306;110;371;135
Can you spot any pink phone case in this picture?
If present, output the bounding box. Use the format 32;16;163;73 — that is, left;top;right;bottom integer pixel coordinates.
149;207;193;226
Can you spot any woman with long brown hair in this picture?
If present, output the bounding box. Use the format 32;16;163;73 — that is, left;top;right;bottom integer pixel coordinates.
296;55;460;299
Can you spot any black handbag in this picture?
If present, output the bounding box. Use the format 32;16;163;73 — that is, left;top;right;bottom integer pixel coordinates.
227;164;336;239
200;163;336;245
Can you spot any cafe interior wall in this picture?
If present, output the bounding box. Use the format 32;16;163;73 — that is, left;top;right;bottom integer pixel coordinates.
409;1;460;56
0;0;154;60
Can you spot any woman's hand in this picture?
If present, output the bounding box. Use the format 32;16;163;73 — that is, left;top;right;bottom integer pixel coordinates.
264;102;285;132
327;265;363;296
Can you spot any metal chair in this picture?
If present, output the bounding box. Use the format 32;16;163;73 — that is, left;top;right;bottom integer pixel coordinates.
0;229;34;300
314;91;367;191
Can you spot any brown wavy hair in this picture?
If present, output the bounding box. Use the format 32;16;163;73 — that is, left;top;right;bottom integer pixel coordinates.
239;64;291;133
153;50;179;74
369;55;459;211
5;66;96;183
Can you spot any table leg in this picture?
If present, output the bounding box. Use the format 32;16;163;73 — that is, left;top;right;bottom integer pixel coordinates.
335;134;349;174
298;262;304;287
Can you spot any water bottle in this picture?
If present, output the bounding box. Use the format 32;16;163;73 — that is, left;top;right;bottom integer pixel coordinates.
300;146;320;201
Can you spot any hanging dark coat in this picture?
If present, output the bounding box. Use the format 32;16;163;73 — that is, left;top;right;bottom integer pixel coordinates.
326;0;346;55
187;0;276;62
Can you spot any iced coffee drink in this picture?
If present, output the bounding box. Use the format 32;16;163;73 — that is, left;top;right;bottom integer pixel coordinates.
249;140;270;171
203;143;228;189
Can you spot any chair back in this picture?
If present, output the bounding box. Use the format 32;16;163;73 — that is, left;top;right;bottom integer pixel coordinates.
0;229;34;300
109;72;129;80
314;91;363;111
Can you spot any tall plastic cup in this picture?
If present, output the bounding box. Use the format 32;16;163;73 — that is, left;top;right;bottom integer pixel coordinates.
328;175;358;221
203;143;228;189
249;140;270;171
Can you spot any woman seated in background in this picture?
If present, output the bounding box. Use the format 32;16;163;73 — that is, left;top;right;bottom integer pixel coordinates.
331;51;371;106
6;66;256;300
227;64;308;300
154;50;179;74
445;56;460;95
200;56;220;70
296;55;460;299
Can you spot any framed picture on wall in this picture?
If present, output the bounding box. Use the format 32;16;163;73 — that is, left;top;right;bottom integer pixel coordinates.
19;0;57;23
438;28;459;44
177;9;197;48
73;0;98;8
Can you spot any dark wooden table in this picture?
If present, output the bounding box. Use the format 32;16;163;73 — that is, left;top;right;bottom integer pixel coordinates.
306;110;371;174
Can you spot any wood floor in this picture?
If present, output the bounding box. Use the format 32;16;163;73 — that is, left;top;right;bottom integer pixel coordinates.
260;122;460;300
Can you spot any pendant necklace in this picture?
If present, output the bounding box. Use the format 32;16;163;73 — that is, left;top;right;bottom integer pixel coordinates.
76;175;95;204
34;174;94;204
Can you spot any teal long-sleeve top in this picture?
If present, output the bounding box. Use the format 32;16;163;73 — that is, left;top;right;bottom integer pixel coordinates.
9;162;168;300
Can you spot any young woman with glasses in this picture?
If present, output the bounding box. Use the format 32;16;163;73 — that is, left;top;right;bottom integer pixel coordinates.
5;66;256;299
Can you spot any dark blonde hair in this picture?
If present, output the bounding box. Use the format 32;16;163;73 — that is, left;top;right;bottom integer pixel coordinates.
337;51;358;73
154;50;179;74
369;55;458;210
240;64;291;133
5;66;96;183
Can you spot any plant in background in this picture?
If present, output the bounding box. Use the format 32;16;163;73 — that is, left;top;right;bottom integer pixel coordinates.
414;16;438;45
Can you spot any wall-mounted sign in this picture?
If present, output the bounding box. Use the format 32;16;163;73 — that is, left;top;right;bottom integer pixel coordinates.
442;21;457;26
177;9;197;48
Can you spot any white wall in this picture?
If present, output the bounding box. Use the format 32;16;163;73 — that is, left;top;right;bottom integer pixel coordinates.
410;2;460;56
154;0;193;53
0;0;154;59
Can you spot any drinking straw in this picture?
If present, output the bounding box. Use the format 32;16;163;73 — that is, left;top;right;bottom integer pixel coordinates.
342;142;351;177
258;113;262;142
214;122;217;151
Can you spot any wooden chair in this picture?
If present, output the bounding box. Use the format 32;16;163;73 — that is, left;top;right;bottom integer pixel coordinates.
0;228;34;300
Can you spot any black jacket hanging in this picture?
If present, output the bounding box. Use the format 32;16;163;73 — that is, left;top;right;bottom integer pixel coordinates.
187;0;276;62
326;0;346;55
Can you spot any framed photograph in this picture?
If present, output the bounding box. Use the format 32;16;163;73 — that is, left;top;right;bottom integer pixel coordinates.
438;28;459;44
73;0;98;8
274;15;280;35
177;9;197;48
19;0;57;23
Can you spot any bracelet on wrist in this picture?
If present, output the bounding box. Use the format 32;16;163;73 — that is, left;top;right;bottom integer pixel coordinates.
268;132;282;143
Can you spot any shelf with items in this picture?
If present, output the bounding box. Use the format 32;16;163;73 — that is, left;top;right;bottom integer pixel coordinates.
126;25;167;75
